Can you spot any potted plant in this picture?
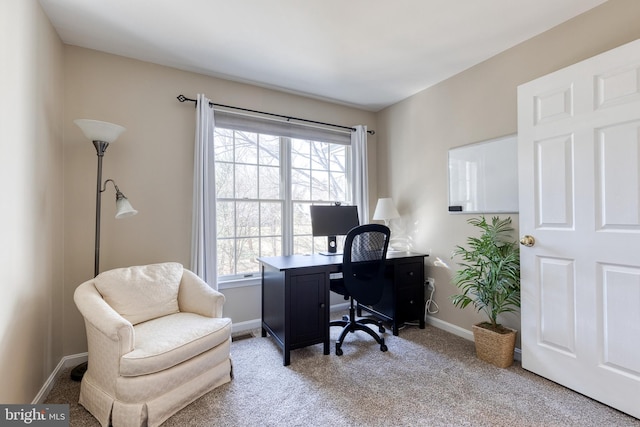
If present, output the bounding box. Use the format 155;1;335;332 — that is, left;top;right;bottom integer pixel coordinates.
451;216;520;368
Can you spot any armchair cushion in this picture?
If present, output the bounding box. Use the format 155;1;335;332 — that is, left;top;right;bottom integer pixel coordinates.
94;262;183;325
120;313;232;376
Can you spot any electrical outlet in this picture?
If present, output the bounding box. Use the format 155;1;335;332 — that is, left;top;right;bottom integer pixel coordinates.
426;277;435;290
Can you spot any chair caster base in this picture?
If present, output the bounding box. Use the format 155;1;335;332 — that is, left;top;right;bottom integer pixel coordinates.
336;343;343;356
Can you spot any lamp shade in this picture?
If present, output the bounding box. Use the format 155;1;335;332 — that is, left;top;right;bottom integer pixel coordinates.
74;119;125;143
373;198;400;221
115;197;138;219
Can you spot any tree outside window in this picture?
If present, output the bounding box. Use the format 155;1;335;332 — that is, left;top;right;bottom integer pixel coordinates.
214;127;350;280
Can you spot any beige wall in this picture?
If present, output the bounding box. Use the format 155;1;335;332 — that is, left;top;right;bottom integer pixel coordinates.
0;0;64;403
62;47;377;355
376;0;640;337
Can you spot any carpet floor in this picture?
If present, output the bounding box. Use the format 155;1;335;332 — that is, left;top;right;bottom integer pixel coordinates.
45;321;639;426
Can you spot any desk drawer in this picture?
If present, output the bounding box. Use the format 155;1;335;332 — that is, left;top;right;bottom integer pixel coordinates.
397;286;423;323
395;262;423;289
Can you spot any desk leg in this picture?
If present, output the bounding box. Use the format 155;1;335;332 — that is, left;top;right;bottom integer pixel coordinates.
324;326;330;355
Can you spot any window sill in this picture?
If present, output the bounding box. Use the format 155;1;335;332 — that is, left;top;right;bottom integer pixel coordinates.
218;276;262;290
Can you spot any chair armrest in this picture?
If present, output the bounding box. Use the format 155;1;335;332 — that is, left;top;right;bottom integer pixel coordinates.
74;280;134;354
178;269;225;318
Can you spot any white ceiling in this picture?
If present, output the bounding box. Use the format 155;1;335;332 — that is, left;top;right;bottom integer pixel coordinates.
39;0;606;111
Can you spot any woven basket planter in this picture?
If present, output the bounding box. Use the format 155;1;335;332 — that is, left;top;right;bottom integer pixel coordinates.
472;323;517;368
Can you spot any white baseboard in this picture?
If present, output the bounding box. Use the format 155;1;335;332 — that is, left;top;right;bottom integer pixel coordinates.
425;315;475;341
33;353;88;404
231;319;262;334
425;315;522;361
231;303;349;335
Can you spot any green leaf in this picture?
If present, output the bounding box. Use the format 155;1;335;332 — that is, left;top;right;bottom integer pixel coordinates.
450;216;520;328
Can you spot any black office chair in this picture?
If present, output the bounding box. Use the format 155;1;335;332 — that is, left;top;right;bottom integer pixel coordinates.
330;224;391;356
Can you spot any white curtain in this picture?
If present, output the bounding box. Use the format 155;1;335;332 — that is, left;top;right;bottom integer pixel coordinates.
351;125;369;224
190;94;218;289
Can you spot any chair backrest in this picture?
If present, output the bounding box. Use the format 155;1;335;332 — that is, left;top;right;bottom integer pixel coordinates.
93;262;184;325
342;224;391;305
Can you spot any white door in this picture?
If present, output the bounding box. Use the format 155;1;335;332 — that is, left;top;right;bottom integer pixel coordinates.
518;39;640;418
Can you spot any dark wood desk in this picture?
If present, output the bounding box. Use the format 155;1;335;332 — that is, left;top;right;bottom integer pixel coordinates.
258;251;427;366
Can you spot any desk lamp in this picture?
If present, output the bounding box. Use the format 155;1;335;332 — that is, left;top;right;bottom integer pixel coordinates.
372;198;400;226
373;198;401;251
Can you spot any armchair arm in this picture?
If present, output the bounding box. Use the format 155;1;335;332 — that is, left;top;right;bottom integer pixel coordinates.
178;269;226;318
74;280;135;355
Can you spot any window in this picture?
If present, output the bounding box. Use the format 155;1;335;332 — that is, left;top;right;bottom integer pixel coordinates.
213;112;352;282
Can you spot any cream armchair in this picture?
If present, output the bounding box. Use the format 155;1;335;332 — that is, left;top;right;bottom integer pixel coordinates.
74;262;232;427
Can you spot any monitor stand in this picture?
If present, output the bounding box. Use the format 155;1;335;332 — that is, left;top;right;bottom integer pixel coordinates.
319;235;341;256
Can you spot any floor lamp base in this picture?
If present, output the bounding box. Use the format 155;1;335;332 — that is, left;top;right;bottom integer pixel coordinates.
70;362;88;382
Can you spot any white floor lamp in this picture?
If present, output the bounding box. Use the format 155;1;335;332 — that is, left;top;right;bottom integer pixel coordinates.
71;119;138;380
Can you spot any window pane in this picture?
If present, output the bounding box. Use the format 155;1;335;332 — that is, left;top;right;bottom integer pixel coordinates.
214;128;234;162
311;141;330;171
293;235;313;255
259;165;280;199
236;201;259;237
292;202;311;235
235;131;258;164
215;162;234;198
260;236;281;257
291;139;310;169
291;168;311;200
235;164;258;199
313;236;328;253
311;169;329;201
260;201;281;236
329;144;346;172
216;201;235;238
217;238;235;276
330;172;346;202
259;134;280;166
236;237;260;274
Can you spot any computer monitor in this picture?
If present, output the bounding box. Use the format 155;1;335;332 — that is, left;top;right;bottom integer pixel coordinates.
310;205;360;255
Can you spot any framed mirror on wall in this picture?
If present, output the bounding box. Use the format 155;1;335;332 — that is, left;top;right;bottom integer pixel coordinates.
448;134;518;214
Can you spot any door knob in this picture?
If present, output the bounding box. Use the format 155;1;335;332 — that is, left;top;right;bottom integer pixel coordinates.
520;235;535;247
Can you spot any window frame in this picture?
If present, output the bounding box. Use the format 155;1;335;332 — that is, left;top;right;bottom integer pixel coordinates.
212;112;352;286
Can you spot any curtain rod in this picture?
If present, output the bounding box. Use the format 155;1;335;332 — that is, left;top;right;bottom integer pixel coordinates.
176;95;375;135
